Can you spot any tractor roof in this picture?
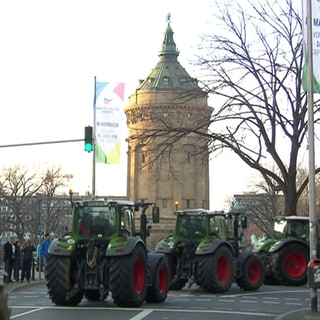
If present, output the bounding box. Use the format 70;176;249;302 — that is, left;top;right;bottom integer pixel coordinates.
274;215;309;221
75;199;135;207
175;209;225;216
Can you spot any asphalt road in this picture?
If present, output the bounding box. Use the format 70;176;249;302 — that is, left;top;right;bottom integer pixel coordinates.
7;282;320;320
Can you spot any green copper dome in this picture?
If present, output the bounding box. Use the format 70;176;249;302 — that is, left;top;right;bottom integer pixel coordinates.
137;13;199;91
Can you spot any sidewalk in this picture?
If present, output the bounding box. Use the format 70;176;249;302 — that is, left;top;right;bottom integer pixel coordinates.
0;266;46;290
275;309;320;319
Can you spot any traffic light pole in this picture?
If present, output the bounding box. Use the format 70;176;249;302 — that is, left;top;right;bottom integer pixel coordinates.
92;134;96;199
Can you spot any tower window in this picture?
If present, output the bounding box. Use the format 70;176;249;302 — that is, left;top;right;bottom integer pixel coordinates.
185;152;191;163
162;199;168;208
162;77;169;87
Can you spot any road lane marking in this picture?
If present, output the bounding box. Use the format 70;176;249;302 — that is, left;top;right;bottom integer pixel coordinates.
10;307;44;318
129;310;153;320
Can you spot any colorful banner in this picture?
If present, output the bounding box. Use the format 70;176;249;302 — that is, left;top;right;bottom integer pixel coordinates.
302;0;320;92
94;82;125;164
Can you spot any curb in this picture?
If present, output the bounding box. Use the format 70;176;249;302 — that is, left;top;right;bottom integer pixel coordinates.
5;279;46;293
274;308;320;320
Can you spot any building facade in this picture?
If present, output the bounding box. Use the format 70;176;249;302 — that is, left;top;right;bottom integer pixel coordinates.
124;15;212;227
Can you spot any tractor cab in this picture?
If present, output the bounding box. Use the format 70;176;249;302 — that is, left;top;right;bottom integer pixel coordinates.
72;200;136;238
273;216;310;241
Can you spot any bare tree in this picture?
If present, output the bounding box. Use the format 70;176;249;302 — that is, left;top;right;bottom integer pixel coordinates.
129;0;320;215
0;166;73;241
0;166;43;240
39;166;73;236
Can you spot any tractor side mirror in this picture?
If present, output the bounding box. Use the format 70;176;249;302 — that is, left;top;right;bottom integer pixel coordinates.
152;206;160;223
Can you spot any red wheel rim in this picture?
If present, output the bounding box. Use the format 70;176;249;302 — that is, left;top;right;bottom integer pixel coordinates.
134;257;145;293
158;266;168;293
248;261;261;283
284;253;307;277
217;256;231;282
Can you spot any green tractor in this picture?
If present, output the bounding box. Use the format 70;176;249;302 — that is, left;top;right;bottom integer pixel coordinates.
45;199;169;307
155;204;265;293
253;216;320;286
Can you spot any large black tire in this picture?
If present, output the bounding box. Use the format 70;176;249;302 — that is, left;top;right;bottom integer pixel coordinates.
165;254;187;290
197;246;234;293
45;255;83;306
109;245;148;307
271;243;308;285
145;257;169;303
236;255;265;291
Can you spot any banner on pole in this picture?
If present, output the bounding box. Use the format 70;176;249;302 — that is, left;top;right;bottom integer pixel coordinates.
302;0;320;93
94;82;125;164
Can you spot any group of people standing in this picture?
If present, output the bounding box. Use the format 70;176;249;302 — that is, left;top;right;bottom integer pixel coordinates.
2;233;52;284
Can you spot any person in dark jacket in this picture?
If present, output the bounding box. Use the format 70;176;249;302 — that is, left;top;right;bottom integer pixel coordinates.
20;239;36;283
13;240;21;282
3;236;16;284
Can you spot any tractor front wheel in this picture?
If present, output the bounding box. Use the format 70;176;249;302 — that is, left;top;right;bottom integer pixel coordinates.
145;257;169;303
236;255;264;290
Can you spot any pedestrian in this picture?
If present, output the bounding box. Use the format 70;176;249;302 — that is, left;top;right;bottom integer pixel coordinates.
36;243;42;272
40;233;51;268
3;236;16;284
13;240;21;282
20;239;36;283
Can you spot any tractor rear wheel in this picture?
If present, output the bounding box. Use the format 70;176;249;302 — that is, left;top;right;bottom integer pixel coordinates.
197;246;234;293
272;243;308;285
45;255;83;306
145;257;169;303
236;255;264;290
109;245;148;307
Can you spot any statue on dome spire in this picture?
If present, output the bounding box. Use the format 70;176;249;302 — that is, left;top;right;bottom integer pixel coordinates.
166;12;171;24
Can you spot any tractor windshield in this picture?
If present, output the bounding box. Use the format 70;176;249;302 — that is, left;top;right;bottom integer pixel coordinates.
176;214;206;238
208;215;227;239
274;219;309;241
74;205;116;237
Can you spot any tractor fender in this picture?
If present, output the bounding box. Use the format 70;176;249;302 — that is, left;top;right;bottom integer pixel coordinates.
48;238;73;256
147;252;167;285
268;238;309;254
154;237;176;254
106;236;146;256
236;251;256;270
195;239;235;256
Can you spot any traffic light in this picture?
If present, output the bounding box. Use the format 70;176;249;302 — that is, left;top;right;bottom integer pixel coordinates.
84;126;93;152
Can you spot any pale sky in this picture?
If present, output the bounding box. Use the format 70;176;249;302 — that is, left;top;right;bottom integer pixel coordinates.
0;0;255;210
